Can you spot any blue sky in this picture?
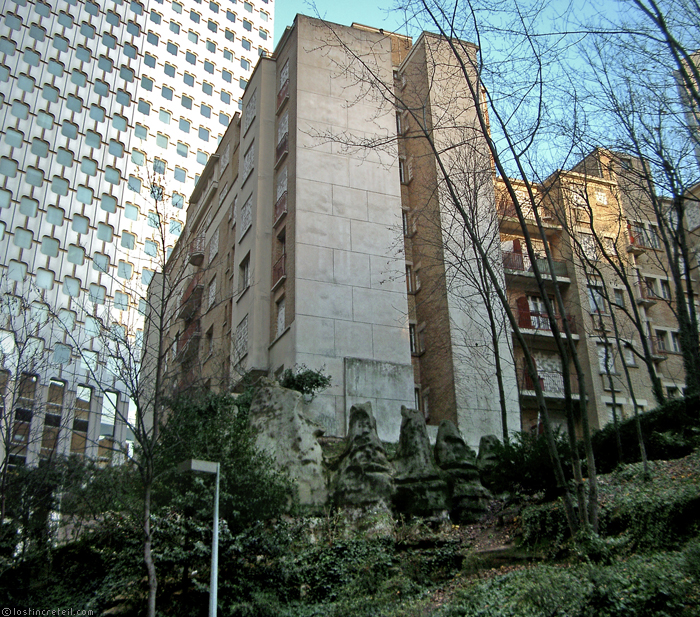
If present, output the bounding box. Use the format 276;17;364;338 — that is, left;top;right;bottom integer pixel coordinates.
274;0;407;47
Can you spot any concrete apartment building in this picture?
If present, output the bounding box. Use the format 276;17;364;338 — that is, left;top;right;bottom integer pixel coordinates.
0;0;274;466
498;148;694;433
158;15;520;446
157;16;698;449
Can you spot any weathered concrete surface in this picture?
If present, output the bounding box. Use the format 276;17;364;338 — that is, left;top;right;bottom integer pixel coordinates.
249;380;328;506
331;402;394;509
392;406;449;517
435;420;491;523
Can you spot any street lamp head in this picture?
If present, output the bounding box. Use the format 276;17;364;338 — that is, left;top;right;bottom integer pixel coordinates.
177;458;219;475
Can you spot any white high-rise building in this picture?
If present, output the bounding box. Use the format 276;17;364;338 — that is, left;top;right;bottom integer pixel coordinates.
0;0;274;466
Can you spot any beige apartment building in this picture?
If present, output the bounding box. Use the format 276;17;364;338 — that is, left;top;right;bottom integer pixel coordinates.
153;16;698;447
498;148;695;433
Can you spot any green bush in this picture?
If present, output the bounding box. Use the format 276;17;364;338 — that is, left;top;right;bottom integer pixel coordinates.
278;365;332;397
438;552;696;617
486;428;573;496
590;394;699;473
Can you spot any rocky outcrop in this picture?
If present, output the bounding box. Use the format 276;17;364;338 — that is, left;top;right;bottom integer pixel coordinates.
476;434;501;490
248;379;327;507
331;402;394;510
435;420;491;522
392;406;449;517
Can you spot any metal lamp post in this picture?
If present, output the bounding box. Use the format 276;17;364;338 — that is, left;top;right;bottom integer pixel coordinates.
177;458;221;617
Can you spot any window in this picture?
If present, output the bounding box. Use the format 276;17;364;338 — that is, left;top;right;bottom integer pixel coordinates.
142;269;155;286
67;245;84;265
188;29;198;43
153;159;166;174
40;236;59;257
197;151;208;165
121;232;136;249
222;69;232;82
93;253;109;272
613;288;625;308
239;255;250;292
156;133;169;149
147;31;159;45
124;204;139;221
172;193;184;209
169;220;182;236
147;211;160;227
101;194;117;213
204;60;214;74
165;63;176;77
135;124;148;139
145;52;156;68
199;127;210;141
169;20;180;33
406;265;414;293
186;51;196;64
225;28;235;41
114;291;128;310
117;260;133;279
184;72;195;86
208;19;217;32
597;343;615;374
190;10;200;22
234;315;248;362
162;86;173;100
660;279;672;300
208;277;217;309
182;95;193;109
670;331;681;353
587;286;607;314
177;141;188;157
174;167;186;182
97;223;113;241
145;240;158;257
259;29;268;40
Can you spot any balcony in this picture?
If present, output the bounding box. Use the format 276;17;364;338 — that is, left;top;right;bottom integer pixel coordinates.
177;319;201;361
644;336;668;362
272;254;286;290
277;79;289;111
497;199;561;236
515;304;578;337
518;366;580;399
274;191;288;225
636;282;657;307
189;235;205;267
178;272;204;321
627;228;661;254
502;251;569;283
275;134;289;167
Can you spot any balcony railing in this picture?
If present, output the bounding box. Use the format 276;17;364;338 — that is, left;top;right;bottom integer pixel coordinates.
518;367;579;396
178;272;204;321
189;235;205;267
274;191;288;224
502;251;568;278
177;319;201;360
272;254;286;289
516;306;578;335
277;79;289;110
276;134;289;166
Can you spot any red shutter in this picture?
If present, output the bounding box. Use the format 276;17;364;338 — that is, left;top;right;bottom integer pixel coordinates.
513;238;522;253
516;296;531;328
